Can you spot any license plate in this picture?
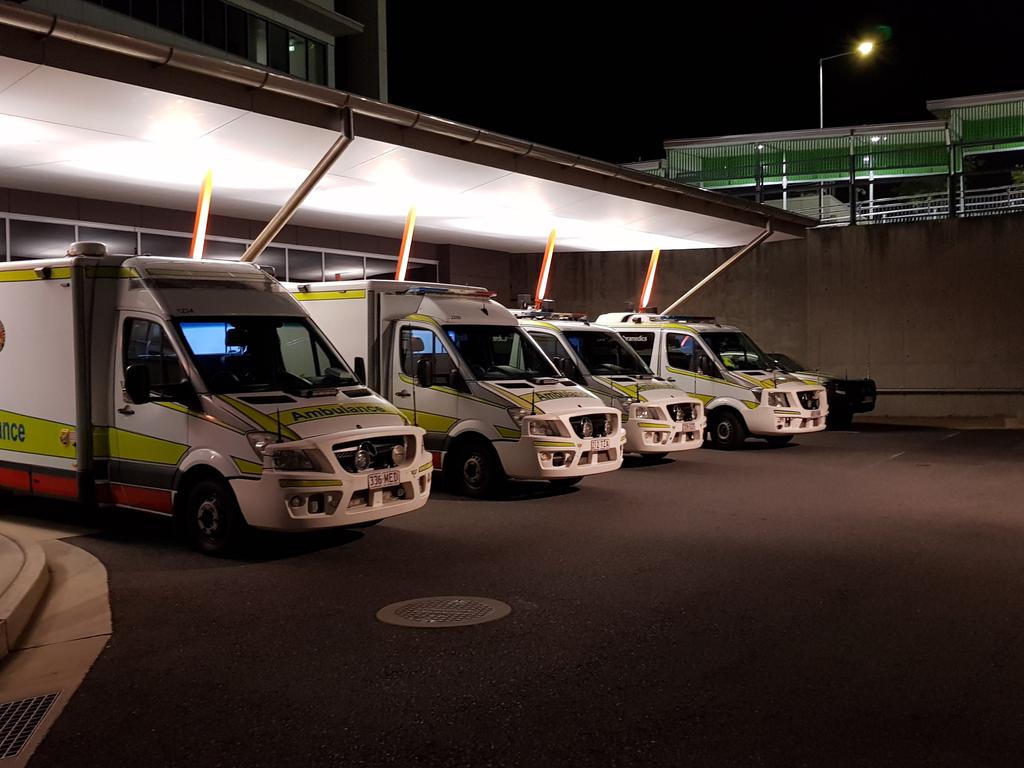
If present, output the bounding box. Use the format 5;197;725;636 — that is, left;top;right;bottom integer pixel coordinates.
589;438;610;451
367;470;400;489
680;421;697;432
810;410;821;418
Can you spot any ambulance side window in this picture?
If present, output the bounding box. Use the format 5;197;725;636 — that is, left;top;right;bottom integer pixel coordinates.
619;331;654;365
123;318;184;387
400;327;454;386
665;333;697;372
528;331;562;361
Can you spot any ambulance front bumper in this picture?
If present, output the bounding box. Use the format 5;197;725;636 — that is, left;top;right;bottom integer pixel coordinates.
744;404;828;436
231;425;431;531
624;415;705;453
496;410;625;480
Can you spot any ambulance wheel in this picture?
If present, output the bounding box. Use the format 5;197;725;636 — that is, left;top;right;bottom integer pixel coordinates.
766;435;793;447
550;477;582;489
185;478;245;555
708;410;745;450
448;438;505;498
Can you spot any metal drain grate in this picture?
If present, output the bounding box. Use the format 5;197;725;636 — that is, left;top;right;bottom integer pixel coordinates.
0;693;60;759
377;596;511;628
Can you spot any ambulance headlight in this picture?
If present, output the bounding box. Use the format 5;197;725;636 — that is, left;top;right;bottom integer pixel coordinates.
767;392;790;407
507;407;527;427
271;449;317;472
633;405;659;420
527;419;563;437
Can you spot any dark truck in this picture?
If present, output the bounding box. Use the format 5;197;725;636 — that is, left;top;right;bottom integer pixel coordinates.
768;353;877;428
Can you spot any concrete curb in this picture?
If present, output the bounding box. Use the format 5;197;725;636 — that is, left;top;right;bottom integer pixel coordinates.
0;531;50;660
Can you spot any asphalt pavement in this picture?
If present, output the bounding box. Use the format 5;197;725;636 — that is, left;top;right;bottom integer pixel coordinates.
13;424;1024;767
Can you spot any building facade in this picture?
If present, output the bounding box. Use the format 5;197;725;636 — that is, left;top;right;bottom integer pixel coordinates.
629;91;1024;226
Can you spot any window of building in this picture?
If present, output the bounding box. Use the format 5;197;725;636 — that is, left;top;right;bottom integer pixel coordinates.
323;252;363;281
202;0;226;49
102;0;130;14
93;0;330;85
364;255;398;280
9;220;75;260
159;0;184;34
225;4;248;57
308;39;327;85
247;15;267;65
132;0;159;25
79;226;138;255
288;34;307;80
255;246;286;279
203;239;245;261
267;22;289;72
287;248;323;282
183;0;203;40
404;263;439;282
141;233;190;258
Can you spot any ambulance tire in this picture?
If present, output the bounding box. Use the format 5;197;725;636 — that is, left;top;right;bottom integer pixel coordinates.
184;478;246;555
448;437;505;499
708;410;746;450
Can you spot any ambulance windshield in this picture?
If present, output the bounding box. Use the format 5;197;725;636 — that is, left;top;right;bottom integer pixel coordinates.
562;329;653;377
700;331;774;373
444;325;560;381
176;317;359;393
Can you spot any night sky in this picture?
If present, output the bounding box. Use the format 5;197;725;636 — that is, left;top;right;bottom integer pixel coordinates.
386;2;1022;164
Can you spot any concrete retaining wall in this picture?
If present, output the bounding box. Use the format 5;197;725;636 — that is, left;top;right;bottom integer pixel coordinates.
500;215;1024;420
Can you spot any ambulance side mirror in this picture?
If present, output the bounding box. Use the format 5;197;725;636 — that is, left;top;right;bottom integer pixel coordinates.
415;357;433;389
697;354;717;379
124;365;151;404
353;356;366;385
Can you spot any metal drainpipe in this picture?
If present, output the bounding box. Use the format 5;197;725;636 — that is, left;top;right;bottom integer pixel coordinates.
240;109;353;263
661;225;773;315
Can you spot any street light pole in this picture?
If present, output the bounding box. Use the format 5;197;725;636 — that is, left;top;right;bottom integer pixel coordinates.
817;40;876;221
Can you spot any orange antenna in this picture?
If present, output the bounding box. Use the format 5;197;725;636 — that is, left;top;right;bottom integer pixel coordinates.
394;207;417;280
534;229;557;310
189;169;214;260
638;247;661;311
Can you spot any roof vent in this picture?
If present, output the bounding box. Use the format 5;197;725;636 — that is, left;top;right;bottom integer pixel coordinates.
67;241;107;257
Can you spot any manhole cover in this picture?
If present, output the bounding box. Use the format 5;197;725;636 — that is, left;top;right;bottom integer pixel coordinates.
0;692;60;758
377;596;511;628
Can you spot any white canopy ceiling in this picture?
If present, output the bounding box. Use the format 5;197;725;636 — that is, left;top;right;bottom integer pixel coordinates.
0;56;802;253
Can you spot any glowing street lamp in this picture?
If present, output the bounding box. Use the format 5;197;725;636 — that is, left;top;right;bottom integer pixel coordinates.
819;39;876;129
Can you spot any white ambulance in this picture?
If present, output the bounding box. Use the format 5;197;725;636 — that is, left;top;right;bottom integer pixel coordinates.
0;244;431;553
286;280;625;497
515;314;705;456
594;313;827;450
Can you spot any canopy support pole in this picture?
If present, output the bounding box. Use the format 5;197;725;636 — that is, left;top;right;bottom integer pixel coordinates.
241;108;353;263
661;225;772;315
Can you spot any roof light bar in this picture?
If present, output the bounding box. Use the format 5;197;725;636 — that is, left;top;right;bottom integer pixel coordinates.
401;286;496;298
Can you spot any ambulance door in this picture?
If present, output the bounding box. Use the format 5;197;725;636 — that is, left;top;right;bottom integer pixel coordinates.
663;331;703;397
110;314;190;513
392;322;461;453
